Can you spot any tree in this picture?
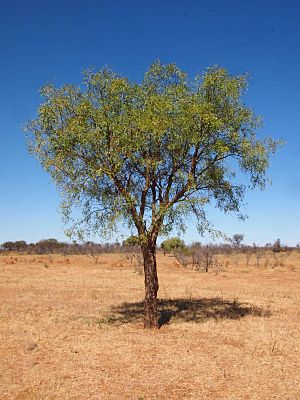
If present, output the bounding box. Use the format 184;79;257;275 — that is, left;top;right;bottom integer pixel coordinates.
161;237;186;255
36;238;60;254
272;238;281;253
2;241;15;251
232;234;244;248
1;240;27;252
14;241;27;252
26;61;280;328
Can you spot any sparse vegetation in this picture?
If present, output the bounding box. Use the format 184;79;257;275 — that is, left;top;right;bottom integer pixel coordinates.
173;247;190;268
0;251;299;399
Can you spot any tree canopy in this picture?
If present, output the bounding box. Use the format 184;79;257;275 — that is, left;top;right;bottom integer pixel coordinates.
26;61;279;244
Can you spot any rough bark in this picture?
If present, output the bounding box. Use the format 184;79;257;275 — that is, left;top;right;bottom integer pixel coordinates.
142;240;159;329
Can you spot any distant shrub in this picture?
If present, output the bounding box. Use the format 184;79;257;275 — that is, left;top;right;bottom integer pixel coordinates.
272;238;282;253
174;247;190;268
161;237;185;255
122;236;140;247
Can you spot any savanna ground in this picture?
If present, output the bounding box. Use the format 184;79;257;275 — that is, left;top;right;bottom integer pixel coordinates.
0;251;299;400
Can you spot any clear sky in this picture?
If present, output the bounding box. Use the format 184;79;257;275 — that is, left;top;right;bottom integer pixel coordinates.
0;0;299;246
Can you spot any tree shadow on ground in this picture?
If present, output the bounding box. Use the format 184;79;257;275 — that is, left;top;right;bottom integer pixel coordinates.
98;297;270;327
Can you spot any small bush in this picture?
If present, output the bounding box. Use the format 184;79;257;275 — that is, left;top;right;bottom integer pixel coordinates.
161;237;185;255
174;248;190;268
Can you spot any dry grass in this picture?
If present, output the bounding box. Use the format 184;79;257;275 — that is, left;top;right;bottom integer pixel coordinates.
0;252;299;399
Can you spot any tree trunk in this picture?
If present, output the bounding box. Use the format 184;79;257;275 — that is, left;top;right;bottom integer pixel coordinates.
142;240;159;329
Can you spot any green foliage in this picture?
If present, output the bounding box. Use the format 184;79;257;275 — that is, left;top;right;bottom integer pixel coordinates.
161;237;186;254
122;236;140;246
26;61;281;243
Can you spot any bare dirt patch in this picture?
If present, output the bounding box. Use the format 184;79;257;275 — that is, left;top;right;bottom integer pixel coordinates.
0;253;299;399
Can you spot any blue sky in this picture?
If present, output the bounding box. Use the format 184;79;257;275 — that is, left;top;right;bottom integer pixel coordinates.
0;0;299;245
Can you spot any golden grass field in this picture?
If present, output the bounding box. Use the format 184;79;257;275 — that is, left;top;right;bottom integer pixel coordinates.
0;251;299;399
